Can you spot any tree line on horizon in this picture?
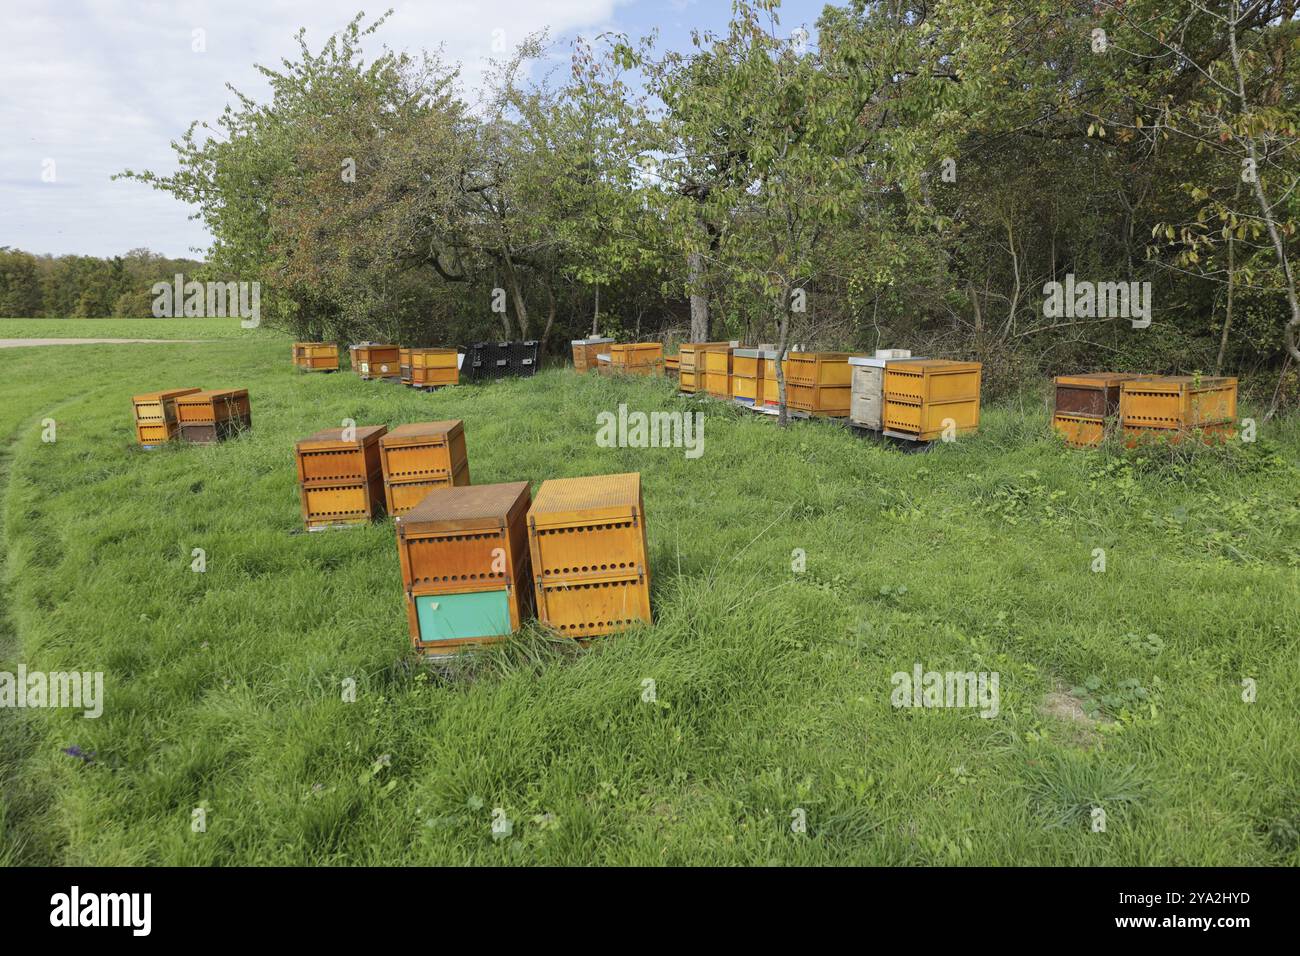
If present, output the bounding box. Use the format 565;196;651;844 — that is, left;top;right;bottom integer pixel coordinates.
0;247;203;320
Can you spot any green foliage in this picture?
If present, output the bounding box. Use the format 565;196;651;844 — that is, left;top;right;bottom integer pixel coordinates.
62;2;1300;385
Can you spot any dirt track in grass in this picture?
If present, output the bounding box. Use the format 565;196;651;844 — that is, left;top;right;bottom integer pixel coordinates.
0;338;203;348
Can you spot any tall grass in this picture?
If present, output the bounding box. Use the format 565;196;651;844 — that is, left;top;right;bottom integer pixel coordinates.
0;331;1296;865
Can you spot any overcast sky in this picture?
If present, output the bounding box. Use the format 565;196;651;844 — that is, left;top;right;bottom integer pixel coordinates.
0;0;823;259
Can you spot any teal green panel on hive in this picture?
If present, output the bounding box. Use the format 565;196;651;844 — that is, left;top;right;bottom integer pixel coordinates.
415;590;512;642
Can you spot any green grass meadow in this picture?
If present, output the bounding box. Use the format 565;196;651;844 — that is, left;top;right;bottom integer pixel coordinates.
0;320;1297;865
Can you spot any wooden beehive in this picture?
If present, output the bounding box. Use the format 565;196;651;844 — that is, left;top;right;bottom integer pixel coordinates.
349;344;401;381
849;354;921;430
175;389;251;445
395;481;533;655
760;352;785;407
883;360;982;441
1120;376;1237;443
379;420;471;516
1052;414;1107;449
300;343;339;372
596;353;612;376
1052;372;1141;447
295;425;388;529
1055;373;1140;419
132;388;202;445
701;347;734;399
292;343;307;367
572;337;614;372
849;358;886;429
664;354;680;380
528;472;651;639
784;352;853;417
610;342;664;375
409;348;459;388
731;348;764;405
399;348;412;384
677;342;730;393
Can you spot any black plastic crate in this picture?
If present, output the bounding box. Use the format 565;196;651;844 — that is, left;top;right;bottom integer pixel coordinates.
464;340;538;380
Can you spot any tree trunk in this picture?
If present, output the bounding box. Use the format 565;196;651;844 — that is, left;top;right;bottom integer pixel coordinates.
688;250;709;342
1215;228;1235;376
1228;2;1300;363
774;293;791;428
540;279;557;355
502;254;529;339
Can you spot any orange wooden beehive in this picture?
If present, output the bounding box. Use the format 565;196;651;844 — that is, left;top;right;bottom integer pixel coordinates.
701;347;734;399
760;351;786;407
379;420;470;516
784;352;853;417
175;389;252;444
609;342;664;376
572;337;615;372
409;348;459;388
1120;375;1237;446
399;348;412;384
528;472;651;639
731;348;764;406
395;481;533;656
678;342;730;393
349;343;401;381
295;425;388;529
302;343;339;371
883;359;982;441
1052;372;1142;447
132;387;202;445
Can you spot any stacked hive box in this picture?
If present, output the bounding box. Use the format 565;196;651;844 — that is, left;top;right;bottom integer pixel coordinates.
295;425;387;530
760;351;784;408
678;342;730;393
664;354;680;381
849;351;917;430
784;352;853;417
175;389;251;445
132;388;201;446
410;348;460;388
596;353;612;375
609;343;664;376
1052;372;1141;447
572;336;615;372
350;343;401;381
292;343;306;367
395;482;533;657
399;348;412;385
528;473;652;638
1120;375;1237;445
883;360;982;441
702;347;734;399
379;420;470;516
732;348;765;406
299;343;339;372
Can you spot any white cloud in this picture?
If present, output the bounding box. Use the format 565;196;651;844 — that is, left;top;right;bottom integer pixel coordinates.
0;0;624;257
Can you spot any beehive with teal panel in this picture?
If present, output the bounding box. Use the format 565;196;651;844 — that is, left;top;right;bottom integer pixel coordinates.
394;481;533;656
